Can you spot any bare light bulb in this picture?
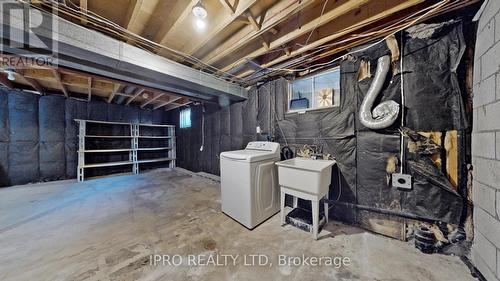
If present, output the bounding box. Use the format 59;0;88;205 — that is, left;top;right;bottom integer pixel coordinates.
195;19;206;30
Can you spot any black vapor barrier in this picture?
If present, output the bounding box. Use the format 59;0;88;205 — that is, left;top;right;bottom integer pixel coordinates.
354;20;468;132
0;87;168;187
347;20;467;226
168;21;469;228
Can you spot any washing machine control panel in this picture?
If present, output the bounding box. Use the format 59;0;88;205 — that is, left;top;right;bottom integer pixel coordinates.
246;141;280;153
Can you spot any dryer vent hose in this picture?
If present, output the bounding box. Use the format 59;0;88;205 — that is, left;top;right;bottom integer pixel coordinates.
359;55;400;130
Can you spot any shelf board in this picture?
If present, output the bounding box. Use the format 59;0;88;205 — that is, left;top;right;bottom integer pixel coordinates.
137;157;175;164
138;136;173;139
75;119;174;127
83;161;134;168
75;119;131;126
137;147;173;151
79;148;133;153
83;135;134;138
139;124;175;128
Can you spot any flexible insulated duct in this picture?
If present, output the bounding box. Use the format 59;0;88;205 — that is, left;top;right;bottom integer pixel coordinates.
359;55;400;129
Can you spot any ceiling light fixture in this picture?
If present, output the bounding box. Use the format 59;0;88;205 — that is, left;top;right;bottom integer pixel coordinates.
192;1;207;19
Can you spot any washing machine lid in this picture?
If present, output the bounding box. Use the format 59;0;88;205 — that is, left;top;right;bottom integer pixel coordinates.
220;149;278;162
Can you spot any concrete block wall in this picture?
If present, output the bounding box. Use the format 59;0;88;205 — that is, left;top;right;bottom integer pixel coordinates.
473;1;500;280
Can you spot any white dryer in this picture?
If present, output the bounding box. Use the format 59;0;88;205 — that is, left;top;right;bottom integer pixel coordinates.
220;141;281;229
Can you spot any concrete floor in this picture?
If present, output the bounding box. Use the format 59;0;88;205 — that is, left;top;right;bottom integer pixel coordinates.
0;168;475;281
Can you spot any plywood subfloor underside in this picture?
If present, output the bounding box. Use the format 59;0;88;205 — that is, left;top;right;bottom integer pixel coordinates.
0;169;474;281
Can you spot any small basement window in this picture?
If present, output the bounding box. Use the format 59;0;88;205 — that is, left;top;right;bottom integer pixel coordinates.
288;68;340;112
180;107;191;128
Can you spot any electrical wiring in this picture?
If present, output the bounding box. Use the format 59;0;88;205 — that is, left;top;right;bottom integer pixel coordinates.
233;0;453;83
302;0;330;47
227;0;451;84
18;0;246;83
262;0;450;73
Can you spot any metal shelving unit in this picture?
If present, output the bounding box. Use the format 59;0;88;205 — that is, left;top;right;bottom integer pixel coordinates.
75;119;176;181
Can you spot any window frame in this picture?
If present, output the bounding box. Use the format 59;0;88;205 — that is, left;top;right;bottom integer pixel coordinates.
287;67;341;114
179;107;192;129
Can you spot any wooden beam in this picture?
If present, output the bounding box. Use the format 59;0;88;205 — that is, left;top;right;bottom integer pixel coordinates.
141;92;165;108
80;0;88;24
124;0;144;30
245;0;467;84
246;12;260;31
165;0;259;56
124;0;160;37
153;97;182;110
87;77;92;101
254;0;424;72
218;0;235;13
125;88;145;106
165;100;192;111
219;0;372;73
51;69;69;97
154;0;199;46
196;0;316;68
17;70;45;95
261;40;270;51
107;84;122;103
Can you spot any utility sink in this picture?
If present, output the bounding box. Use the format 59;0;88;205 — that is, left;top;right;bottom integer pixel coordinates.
275;158;336;196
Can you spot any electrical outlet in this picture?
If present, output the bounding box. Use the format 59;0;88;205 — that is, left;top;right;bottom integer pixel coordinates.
392;173;412;191
256;126;262;134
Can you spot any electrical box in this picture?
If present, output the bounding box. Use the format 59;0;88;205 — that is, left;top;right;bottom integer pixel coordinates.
392;173;412;191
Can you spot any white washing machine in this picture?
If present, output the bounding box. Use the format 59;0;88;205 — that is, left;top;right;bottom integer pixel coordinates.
220;141;281;229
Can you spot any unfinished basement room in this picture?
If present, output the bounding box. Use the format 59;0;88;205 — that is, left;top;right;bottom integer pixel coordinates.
1;0;500;280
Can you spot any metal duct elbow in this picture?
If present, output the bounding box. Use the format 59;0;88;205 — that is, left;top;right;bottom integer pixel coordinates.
358;55;400;129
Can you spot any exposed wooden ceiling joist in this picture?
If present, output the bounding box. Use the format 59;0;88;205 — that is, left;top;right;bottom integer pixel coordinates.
125;88;145;106
196;0;317;67
17;70;45;95
51;69;69;97
31;0;480;86
218;0;236;14
241;0;425;78
124;0;160;38
153;97;182;110
165;100;192;111
141;92;164;108
219;0;372;73
107;84;122;103
87;77;92;101
246;11;261;31
154;0;199;49
168;0;260;56
80;0;88;24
